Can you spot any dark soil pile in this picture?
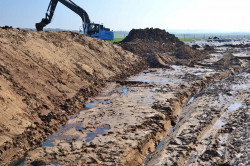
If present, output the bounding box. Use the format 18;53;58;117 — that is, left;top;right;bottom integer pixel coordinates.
122;28;181;44
119;28;204;67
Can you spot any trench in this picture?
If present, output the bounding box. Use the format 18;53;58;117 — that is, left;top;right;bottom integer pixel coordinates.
11;63;227;165
144;95;196;165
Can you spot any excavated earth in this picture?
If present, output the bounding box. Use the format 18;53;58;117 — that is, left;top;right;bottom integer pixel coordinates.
14;46;250;165
0;27;147;165
0;27;249;166
119;28;205;67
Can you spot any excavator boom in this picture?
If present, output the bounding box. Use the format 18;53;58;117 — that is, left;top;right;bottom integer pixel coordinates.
36;0;90;31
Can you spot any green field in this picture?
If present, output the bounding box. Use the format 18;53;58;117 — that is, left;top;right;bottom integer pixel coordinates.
109;38;124;43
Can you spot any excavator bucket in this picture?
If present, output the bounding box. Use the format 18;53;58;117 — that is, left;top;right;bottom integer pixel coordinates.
36;22;46;31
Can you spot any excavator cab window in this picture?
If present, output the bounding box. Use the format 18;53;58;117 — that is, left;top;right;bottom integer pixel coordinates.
87;24;99;35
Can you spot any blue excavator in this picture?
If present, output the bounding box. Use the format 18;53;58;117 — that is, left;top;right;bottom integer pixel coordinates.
36;0;114;40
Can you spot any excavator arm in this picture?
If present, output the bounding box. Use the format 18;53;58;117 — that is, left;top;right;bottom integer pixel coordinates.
36;0;90;31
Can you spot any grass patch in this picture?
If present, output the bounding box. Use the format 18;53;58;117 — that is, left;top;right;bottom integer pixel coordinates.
109;38;124;43
180;38;193;42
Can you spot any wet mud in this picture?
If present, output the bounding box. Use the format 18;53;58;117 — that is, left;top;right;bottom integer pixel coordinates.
19;51;249;165
1;27;249;166
147;68;249;166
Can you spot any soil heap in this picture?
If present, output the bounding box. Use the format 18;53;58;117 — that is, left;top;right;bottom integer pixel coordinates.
0;27;147;164
119;28;203;67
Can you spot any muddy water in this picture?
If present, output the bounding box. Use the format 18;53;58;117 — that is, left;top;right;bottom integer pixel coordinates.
18;63;229;165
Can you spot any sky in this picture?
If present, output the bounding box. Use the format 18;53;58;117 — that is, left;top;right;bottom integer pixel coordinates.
0;0;250;33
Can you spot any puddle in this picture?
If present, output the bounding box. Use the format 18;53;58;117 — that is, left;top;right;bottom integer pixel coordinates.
156;127;174;149
42;139;55;147
177;109;182;122
227;102;242;113
42;122;86;147
86;125;110;142
187;97;194;104
99;99;112;105
120;87;128;96
212;102;244;129
144;153;151;166
213;118;226;129
42;128;63;147
85;102;96;109
172;65;180;70
49;162;59;165
187;153;196;165
85;99;112;109
22;84;126;162
152;87;161;92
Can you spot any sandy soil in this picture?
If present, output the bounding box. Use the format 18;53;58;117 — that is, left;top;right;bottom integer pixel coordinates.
0;27;146;164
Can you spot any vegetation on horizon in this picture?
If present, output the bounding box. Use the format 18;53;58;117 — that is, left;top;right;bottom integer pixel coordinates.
109;38;124;43
179;38;204;42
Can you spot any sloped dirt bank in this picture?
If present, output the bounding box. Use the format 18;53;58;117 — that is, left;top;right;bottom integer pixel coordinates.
119;28;205;67
0;27;147;164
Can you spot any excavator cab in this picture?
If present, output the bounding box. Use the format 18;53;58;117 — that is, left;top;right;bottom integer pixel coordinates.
87;24;99;35
86;23;114;41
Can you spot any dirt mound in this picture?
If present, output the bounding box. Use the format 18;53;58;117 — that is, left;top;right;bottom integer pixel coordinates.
0;28;147;164
119;28;204;67
173;45;202;59
122;28;181;44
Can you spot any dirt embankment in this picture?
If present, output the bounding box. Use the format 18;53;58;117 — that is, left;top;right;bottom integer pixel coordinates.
119;28;204;67
0;27;147;164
